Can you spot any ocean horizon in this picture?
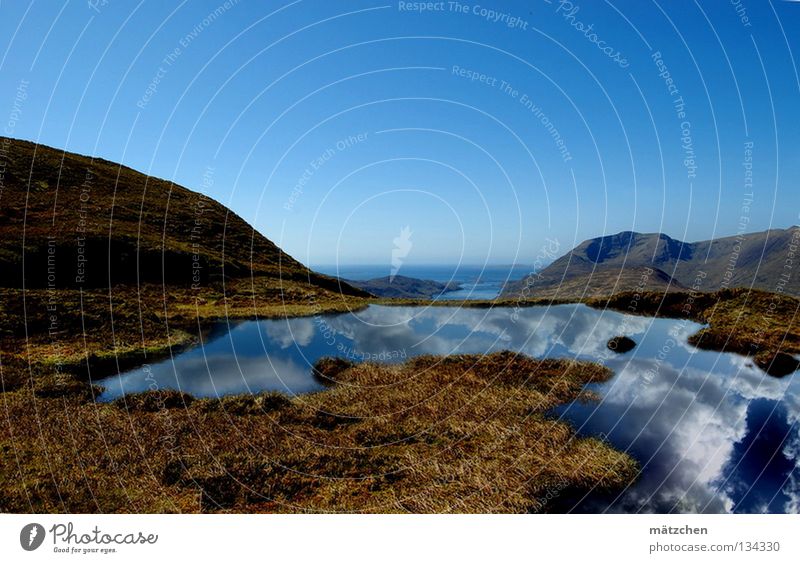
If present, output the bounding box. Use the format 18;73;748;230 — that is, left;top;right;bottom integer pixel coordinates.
314;263;538;300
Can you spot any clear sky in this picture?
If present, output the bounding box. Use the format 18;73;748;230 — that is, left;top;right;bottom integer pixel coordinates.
1;0;799;268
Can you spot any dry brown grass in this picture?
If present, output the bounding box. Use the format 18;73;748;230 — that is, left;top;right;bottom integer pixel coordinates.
3;280;796;514
0;278;370;391
589;288;800;375
0;352;637;513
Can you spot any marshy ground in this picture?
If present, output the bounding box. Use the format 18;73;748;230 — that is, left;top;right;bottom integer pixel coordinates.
0;349;637;513
590;288;800;376
1;281;798;512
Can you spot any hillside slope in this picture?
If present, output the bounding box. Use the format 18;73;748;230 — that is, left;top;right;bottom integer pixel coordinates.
503;229;800;299
0;136;365;295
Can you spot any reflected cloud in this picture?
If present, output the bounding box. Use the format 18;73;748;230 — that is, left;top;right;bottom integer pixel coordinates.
97;303;800;513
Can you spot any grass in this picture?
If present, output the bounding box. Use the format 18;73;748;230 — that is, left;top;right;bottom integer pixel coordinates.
588;287;800;376
0;279;640;512
0;278;370;392
0;136;371;295
3;281;796;511
0;352;637;513
2;279;797;513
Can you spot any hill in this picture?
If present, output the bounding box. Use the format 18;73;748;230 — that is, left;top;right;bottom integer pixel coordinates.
502;228;800;299
345;275;462;298
0;135;365;295
0;136;370;392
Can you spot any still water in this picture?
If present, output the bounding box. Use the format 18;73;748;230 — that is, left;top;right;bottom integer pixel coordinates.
315;264;533;300
98;304;800;513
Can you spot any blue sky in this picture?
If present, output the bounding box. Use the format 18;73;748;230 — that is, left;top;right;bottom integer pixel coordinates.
1;0;799;268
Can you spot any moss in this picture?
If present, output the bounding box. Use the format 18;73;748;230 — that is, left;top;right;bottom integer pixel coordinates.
33;375;102;401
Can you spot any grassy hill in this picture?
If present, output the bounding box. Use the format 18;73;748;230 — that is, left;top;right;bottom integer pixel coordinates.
0;136;365;294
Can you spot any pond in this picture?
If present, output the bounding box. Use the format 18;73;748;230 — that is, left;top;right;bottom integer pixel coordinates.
97;303;800;513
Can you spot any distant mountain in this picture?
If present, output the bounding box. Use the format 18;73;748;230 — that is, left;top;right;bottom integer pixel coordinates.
502;228;800;299
346;275;462;299
0;136;366;295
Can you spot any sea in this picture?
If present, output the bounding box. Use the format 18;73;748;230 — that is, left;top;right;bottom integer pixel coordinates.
314;264;534;300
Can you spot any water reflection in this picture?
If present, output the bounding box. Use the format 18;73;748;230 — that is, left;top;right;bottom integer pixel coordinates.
97;304;800;513
560;341;800;513
720;399;796;513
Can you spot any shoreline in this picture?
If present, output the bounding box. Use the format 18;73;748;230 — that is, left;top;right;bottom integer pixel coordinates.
0;350;639;513
4;284;797;399
2;281;797;513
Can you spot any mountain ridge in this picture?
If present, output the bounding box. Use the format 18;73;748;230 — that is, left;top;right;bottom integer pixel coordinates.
502;227;800;299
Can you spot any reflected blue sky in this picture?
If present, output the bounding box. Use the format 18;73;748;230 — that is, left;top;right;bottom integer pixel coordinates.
98;304;800;513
